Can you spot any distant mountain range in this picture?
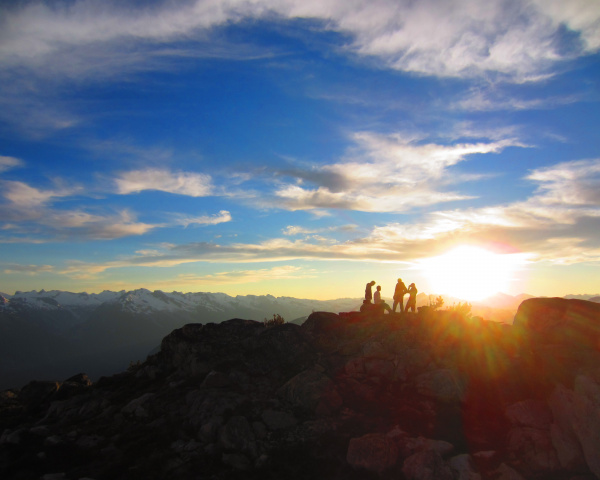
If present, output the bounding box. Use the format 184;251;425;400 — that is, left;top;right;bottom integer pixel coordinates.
1;288;598;390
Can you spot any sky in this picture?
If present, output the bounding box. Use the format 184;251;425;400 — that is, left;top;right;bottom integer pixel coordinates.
1;0;600;301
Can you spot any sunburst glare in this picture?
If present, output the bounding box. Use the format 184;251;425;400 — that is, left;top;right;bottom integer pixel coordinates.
420;245;527;301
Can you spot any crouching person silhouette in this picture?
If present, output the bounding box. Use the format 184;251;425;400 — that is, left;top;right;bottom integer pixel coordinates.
374;285;392;314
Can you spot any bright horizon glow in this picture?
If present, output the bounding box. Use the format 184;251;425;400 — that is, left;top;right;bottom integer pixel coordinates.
420;246;526;302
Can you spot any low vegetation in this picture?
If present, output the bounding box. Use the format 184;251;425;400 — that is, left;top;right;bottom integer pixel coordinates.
264;313;285;327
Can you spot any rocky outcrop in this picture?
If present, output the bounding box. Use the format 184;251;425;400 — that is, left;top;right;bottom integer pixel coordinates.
513;297;600;349
1;303;600;479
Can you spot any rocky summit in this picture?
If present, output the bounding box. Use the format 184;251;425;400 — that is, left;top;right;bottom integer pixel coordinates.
1;298;600;480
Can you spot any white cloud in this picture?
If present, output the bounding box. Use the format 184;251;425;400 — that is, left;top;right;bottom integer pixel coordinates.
271;132;516;212
1;0;598;82
175;210;232;227
1;180;79;208
2;264;55;275
37;154;600;276
115;168;213;196
283;225;319;236
175;265;316;285
0;156;24;172
526;159;600;206
42;209;159;240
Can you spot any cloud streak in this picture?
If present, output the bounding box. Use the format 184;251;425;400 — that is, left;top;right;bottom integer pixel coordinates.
115;168;213;197
0;155;24;172
269;132;517;212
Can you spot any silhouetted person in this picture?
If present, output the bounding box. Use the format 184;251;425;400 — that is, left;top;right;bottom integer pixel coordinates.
406;283;418;313
393;278;407;313
365;280;376;302
374;285;392;314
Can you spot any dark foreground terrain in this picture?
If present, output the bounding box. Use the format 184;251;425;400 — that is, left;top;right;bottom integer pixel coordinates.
1;297;599;480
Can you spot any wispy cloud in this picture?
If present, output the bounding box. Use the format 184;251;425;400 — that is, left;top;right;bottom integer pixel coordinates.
282;224;358;236
175;265;316;286
1;180;81;208
1;264;55;275
174;210;232;228
0;156;24;172
453;88;582;112
2;1;598;137
269;132;517;212
2;0;598;82
115;168;213;196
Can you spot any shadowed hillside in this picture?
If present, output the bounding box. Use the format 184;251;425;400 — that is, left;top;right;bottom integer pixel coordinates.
1;298;599;479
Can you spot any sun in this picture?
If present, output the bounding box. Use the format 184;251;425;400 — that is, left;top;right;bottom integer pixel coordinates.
420;246;520;301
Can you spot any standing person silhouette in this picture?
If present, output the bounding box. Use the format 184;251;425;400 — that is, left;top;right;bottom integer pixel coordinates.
365;281;376;303
406;283;418;313
393;278;407;313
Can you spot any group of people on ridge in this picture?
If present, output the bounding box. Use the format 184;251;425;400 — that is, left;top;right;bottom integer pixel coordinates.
361;278;417;314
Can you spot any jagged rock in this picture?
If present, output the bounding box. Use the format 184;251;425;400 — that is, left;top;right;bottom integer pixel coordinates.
121;392;155;418
2;307;600;479
19;380;60;406
507;425;560;474
346;432;399;474
505;399;552;429
221;452;251;470
261;409;297;430
493;462;527;480
278;368;342;415
218;415;257;457
449;454;481;480
513;297;600;348
548;377;600;477
397;435;454;459
402;449;453;480
415;369;465;402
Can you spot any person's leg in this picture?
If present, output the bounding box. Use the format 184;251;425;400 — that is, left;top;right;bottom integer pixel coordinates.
392;299;398;312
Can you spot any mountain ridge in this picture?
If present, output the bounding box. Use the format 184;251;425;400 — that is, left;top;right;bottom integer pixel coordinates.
1;288;599;391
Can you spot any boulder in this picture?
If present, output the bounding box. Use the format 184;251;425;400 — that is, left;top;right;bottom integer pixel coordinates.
415;369;465;403
549;378;600;477
449;454;482;480
402;449;453;480
278;368;342;415
346;432;399;474
505;399;552;429
513;298;600;349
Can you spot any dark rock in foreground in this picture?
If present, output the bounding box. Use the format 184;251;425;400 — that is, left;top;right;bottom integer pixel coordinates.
1;303;600;480
514;297;600;349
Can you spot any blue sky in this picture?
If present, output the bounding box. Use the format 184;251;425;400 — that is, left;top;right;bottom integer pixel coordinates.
1;0;599;300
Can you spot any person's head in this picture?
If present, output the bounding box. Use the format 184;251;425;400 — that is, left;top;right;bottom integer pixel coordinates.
376;285;381;291
369;280;376;286
398;278;402;282
410;283;415;287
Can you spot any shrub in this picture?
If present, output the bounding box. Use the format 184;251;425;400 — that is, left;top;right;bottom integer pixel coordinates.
449;302;472;319
264;313;285;327
430;295;445;310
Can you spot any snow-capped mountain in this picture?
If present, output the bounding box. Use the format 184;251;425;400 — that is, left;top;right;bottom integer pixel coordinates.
2;288;362;319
